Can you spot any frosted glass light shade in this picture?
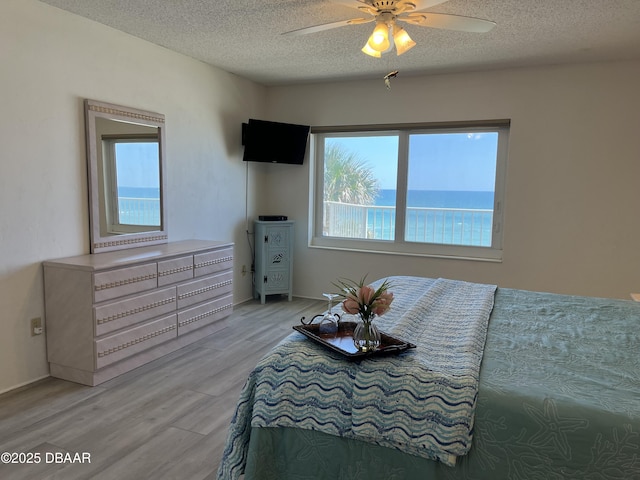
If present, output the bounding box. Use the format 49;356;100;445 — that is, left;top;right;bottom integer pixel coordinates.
367;22;390;52
393;27;416;55
362;42;382;57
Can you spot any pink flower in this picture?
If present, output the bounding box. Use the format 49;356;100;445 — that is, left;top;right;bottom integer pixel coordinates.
342;298;360;315
358;285;375;305
379;291;394;305
372;292;394;316
333;276;393;319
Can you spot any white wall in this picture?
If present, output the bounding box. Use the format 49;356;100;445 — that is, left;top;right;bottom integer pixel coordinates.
263;62;640;300
0;0;266;393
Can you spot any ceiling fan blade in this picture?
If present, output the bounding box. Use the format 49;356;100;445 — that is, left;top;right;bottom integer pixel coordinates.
401;12;496;33
330;0;451;9
347;17;376;25
282;17;373;36
409;0;452;9
330;0;370;7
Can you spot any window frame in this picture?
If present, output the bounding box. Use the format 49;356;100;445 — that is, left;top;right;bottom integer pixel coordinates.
310;120;509;261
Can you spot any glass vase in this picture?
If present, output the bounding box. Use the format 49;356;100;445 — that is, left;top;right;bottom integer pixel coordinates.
353;315;381;353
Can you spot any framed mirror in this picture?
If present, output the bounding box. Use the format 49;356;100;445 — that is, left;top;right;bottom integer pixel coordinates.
85;99;168;253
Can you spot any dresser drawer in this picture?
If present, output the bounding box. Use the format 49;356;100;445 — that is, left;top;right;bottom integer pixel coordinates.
177;271;233;309
158;255;194;286
193;248;233;277
177;294;233;336
95;314;177;369
94;286;177;336
93;263;157;303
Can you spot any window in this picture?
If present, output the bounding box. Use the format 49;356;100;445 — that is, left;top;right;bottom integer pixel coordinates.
101;135;161;233
311;121;509;260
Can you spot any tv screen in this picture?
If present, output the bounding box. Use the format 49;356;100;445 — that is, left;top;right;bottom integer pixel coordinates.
242;119;310;165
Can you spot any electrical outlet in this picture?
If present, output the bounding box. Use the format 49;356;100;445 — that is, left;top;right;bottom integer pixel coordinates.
31;317;43;336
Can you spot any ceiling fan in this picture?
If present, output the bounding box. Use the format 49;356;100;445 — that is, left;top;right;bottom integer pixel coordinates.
283;0;496;57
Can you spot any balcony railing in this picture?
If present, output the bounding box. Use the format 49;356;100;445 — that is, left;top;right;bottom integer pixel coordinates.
324;201;493;247
117;197;161;226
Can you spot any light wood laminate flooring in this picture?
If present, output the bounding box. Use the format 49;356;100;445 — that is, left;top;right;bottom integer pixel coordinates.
0;296;325;480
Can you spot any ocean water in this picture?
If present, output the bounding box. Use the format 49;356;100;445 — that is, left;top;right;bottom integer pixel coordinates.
375;189;494;209
118;186;160;199
368;190;494;246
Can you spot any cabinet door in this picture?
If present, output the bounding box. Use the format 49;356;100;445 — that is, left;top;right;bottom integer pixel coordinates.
265;226;290;251
264;247;290;270
263;269;290;293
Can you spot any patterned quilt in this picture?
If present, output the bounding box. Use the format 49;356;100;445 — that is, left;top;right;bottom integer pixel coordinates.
217;277;497;479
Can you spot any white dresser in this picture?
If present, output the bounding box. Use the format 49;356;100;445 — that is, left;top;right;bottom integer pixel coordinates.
43;240;233;386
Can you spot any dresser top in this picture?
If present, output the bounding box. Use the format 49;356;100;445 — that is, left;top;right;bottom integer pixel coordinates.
43;240;233;271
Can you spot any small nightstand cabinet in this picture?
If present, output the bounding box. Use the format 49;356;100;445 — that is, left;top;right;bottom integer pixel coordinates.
254;220;294;304
43;240;233;386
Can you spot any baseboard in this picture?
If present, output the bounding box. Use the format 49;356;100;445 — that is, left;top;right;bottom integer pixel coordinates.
290;294;324;301
234;295;324;305
0;374;51;396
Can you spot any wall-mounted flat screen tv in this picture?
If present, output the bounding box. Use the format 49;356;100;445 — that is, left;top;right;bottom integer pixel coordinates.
242;119;310;165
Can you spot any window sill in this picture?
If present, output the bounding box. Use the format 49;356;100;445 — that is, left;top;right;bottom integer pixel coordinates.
309;237;502;262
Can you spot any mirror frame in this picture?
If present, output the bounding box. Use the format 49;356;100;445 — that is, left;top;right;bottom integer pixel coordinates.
85;99;168;253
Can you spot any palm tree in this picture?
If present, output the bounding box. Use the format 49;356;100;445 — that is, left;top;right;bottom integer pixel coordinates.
323;143;380;238
323;143;379;204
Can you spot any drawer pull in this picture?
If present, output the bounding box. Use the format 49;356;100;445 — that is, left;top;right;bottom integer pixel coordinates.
179;279;233;299
95;273;157;291
158;265;193;276
97;324;176;357
179;303;233;327
194;256;233;269
96;296;176;325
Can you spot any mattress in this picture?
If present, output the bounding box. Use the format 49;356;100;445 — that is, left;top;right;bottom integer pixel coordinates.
218;276;640;480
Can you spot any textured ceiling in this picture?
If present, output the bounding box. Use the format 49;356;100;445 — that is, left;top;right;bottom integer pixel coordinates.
37;0;640;85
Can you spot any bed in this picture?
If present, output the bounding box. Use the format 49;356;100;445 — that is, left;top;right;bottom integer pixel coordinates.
217;276;640;480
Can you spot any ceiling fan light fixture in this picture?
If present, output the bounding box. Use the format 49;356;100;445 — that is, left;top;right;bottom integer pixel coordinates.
367;21;390;52
284;4;497;60
393;26;416;55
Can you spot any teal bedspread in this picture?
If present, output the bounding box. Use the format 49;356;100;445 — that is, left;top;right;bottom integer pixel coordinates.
218;277;640;480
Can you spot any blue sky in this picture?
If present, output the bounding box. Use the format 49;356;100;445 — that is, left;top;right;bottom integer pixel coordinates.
115;142;160;188
328;132;497;191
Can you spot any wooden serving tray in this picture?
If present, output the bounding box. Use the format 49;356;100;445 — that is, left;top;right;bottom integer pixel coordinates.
293;321;416;359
